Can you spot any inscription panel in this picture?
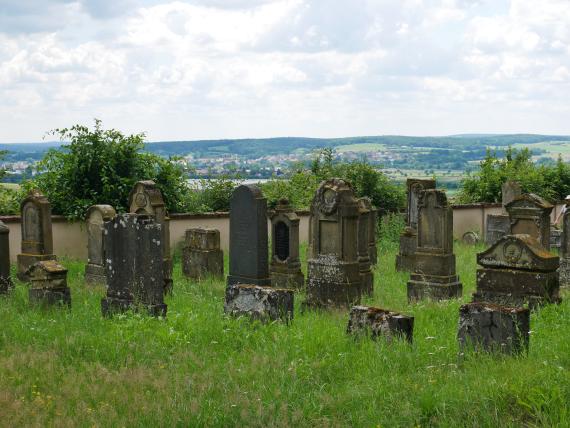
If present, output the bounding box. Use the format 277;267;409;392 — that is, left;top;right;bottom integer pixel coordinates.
319;221;338;255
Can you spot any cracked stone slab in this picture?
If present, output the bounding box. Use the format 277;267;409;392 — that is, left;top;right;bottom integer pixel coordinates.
224;284;294;323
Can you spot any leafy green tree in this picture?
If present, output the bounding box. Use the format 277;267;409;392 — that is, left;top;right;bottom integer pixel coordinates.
23;120;189;219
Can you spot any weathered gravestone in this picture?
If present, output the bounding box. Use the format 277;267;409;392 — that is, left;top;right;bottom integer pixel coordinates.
485;214;511;246
27;260;71;307
224;284;294;323
361;198;378;265
474;234;560;307
0;220;13;293
182;228;224;279
458;302;529;355
84;205;116;285
357;198;374;296
407;189;462;302
101;214;167;317
227;184;271;287
129;181;172;293
502;180;522;210
550;225;562;250
269;199;304;289
396;178;436;271
505;193;553;250
306;179;361;308
347;306;414;343
560;210;570;287
17;190;56;281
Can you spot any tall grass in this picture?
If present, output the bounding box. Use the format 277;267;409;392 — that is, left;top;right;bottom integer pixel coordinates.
0;242;568;427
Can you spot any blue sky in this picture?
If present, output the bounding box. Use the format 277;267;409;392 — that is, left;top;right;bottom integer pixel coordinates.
1;0;569;142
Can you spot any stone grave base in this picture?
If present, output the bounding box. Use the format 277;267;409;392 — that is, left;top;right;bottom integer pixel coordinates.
224;284;294;323
29;287;71;307
84;264;106;285
182;248;224;279
458;302;529;354
270;269;305;290
407;278;462;302
17;253;57;281
347;305;413;343
306;257;361;308
101;297;167;317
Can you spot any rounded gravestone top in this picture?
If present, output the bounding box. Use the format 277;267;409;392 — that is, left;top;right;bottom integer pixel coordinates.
462;231;480;245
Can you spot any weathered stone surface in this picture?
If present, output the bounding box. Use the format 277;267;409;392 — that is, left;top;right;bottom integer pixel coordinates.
361;198;378;265
227;184;271;287
269;199;304;289
101;214;167;317
357;198;374;297
128;181;173;294
84;205;116;285
505;193;553;250
485;214;510;246
347;306;414;343
16;190;56;281
550;226;562;249
224;284;294;323
474;234;560;308
27;260;71;307
501;181;522;210
560;211;570;287
407;189;462;302
462;231;480;245
182;228;224;279
306;179;362;308
395;228;417;272
0;220;13;293
458;302;529;354
406;178;437;230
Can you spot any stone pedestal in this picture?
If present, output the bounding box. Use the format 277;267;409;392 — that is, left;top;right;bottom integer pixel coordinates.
269;199;304;289
357;198;374;296
101;214;167;317
458;302;529;354
485;214;510;246
224;284;294;323
347;306;414;343
474;234;560;308
306;256;361;307
395;228;417;272
182;228;224;279
27;260;71;307
0;220;13;293
84;205;116;285
407;190;462;302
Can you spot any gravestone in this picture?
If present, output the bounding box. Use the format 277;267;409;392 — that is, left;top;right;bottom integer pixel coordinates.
458;302;529;355
128;181;173;293
474;234;560;307
84;205;116;285
550;225;562;249
0;220;13;293
560;210;570;287
485;214;511;246
227;184;271;287
347;306;414;343
27;260;71;307
101;214;167;317
396;178;436;271
357;198;374;296
505;193;553;250
182;228;224;279
306;179;361;308
224;284;294;323
361;198;378;265
269;199;304;289
16;190;56;281
502;180;522;211
407;189;462;302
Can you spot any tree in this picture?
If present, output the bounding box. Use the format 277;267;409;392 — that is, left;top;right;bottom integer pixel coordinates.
0;150;7;181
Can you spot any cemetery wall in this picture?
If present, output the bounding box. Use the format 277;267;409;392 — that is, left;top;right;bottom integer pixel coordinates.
0;203;564;262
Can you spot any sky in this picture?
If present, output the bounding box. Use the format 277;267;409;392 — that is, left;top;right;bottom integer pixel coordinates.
1;0;569;142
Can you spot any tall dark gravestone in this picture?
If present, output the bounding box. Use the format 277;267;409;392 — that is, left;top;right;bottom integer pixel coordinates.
505;193;552;250
226;184;271;287
101;214;167;317
396;178;436;271
84;205;116;285
357;198;374;296
306;179;361;308
128;181;172;293
269;199;304;289
0;220;12;293
560;210;570;287
407;189;462;302
16;190;56;281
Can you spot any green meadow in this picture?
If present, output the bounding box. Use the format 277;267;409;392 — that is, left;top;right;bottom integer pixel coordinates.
0;242;569;427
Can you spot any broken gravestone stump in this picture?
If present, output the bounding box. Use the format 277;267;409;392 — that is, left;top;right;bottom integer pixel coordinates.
182;228;224;279
457;302;529;355
347;306;414;343
27;260;71;307
224;284;294;323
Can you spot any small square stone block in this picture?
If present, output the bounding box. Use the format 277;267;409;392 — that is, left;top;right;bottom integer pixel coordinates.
457;302;529;355
224;284;294;323
27;260;71;307
347;306;414;343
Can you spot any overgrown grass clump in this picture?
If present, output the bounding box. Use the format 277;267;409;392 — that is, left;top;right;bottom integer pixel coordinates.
0;243;569;427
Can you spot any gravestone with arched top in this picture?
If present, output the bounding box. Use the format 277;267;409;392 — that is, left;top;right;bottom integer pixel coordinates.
84;205;116;285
